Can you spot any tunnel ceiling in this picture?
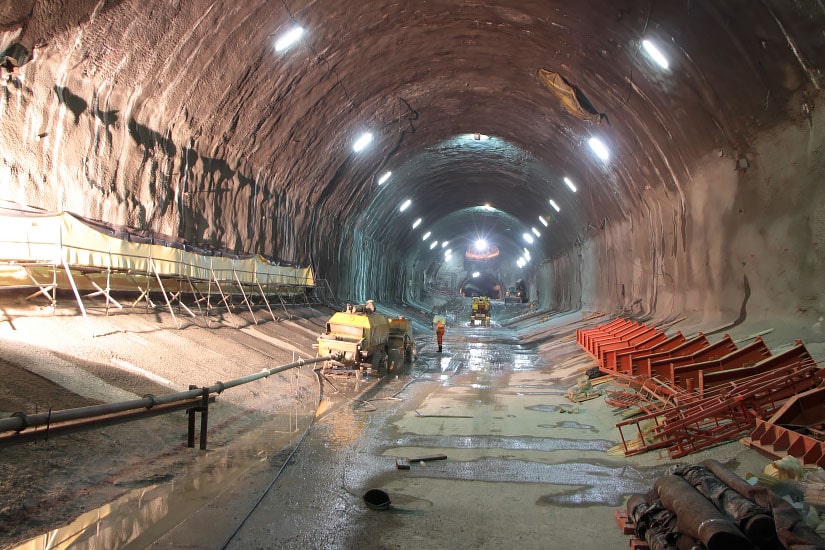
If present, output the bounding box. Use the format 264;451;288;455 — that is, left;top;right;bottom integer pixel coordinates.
1;1;823;275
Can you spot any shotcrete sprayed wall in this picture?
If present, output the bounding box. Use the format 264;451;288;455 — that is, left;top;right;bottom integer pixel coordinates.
330;227;407;305
0;64;315;263
537;98;825;329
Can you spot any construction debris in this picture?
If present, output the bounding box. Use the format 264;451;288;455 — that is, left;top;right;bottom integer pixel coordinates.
623;460;825;550
395;453;447;470
566;374;602;403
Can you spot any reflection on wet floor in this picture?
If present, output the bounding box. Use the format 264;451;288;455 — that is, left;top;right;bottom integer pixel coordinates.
10;406;314;550
397;457;656;507
387;433;614;452
16;317;662;548
537;421;599;433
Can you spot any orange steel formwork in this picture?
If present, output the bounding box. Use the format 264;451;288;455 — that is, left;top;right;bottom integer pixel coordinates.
576;317;824;459
746;385;825;468
612;345;822;458
615;332;686;374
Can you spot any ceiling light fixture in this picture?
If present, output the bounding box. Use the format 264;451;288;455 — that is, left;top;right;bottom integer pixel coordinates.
275;27;304;52
430;241;439;249
564;177;577;192
472;272;480;278
539;216;549;227
412;218;422;229
422;231;431;241
531;227;541;238
523;233;534;244
549;199;560;212
442;241;449;248
588;137;610;161
353;132;373;152
399;199;411;212
642;39;669;69
378;171;391;185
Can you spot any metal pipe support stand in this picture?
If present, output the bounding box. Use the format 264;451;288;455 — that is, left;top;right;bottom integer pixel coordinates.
187;385;210;450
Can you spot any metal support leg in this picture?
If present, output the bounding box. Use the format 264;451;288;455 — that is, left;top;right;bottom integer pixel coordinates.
233;268;257;325
211;268;237;328
187;384;197;448
256;281;279;322
187;385;210;450
199;387;209;450
150;259;179;328
61;259;93;336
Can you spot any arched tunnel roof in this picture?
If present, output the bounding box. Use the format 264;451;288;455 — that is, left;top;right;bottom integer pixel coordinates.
2;1;824;306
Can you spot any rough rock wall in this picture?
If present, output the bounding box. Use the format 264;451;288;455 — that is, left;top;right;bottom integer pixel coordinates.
537;96;825;328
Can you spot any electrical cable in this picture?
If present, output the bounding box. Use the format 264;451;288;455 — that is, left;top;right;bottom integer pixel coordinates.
217;367;325;550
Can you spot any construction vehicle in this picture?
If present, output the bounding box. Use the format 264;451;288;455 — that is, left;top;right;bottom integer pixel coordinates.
317;301;413;372
470;297;491;326
504;280;528;304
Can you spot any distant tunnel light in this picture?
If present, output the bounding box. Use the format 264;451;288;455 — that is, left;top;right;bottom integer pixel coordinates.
412;218;422;229
275;27;304;52
522;233;534;244
353;132;373;152
472;272;480;278
531;227;541;238
549;199;561;212
474;239;488;251
588;137;610;161
538;216;549;227
378;171;391;185
642;39;669;69
564;177;577;192
399;199;411;212
422;231;431;241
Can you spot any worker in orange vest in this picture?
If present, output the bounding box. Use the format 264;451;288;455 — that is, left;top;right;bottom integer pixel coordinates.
436;321;445;353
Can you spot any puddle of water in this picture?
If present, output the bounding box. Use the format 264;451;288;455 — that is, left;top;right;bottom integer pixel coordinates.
526;404;562;413
402;457;656;507
9;408;313;550
388;434;614;452
537;421;599;433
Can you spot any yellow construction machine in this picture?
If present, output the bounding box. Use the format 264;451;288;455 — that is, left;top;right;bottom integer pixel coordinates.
317;301;414;373
470;297;491;326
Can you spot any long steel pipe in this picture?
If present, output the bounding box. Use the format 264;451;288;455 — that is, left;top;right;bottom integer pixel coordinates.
0;355;333;435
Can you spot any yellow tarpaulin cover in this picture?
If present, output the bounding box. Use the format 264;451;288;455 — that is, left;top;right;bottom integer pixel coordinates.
0;210;314;289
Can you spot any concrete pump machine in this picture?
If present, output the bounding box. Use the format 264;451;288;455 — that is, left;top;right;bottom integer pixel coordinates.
317;301;414;374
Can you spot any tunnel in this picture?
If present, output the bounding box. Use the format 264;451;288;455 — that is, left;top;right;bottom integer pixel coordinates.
1;2;824;323
1;1;825;548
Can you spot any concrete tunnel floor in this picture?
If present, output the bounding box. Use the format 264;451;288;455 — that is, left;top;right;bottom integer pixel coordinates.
1;303;779;549
159;314;773;549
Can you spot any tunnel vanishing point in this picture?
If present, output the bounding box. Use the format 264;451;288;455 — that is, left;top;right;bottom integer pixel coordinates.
1;2;825;334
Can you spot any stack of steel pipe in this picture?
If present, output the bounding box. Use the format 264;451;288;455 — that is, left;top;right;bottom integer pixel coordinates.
626;461;825;550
